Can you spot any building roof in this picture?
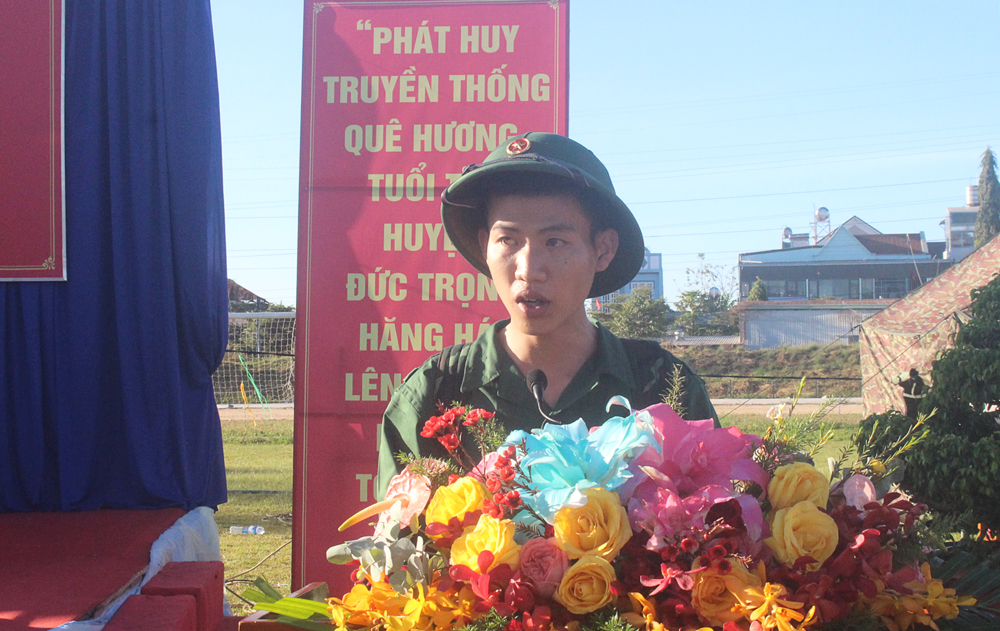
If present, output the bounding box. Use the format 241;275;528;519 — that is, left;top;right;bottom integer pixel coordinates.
227;279;269;304
817;216;880;245
854;233;925;255
742;221;934;264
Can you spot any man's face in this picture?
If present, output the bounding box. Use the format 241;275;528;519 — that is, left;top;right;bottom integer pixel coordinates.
480;193;618;337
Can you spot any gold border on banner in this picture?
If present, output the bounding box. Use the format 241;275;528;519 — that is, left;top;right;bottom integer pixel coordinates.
0;0;66;280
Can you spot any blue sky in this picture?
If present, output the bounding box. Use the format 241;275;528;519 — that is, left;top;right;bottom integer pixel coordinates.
212;0;1000;306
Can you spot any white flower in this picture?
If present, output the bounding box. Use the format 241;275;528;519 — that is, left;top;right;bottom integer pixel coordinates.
766;403;790;421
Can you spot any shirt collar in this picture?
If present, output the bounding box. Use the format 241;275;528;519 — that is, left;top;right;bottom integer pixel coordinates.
458;319;637;396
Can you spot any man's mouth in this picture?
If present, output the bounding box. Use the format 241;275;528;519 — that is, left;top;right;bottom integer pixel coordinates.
515;292;550;313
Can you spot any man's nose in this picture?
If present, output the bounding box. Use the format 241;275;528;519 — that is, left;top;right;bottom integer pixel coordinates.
514;241;547;282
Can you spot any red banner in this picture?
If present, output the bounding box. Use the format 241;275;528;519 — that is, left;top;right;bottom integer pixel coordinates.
0;0;65;281
294;0;568;589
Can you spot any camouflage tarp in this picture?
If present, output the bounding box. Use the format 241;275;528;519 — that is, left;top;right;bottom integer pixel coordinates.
860;235;1000;416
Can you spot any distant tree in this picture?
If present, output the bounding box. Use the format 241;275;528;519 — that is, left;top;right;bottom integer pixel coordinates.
748;278;769;301
673;256;739;336
974;147;1000;249
684;254;739;302
597;286;670;339
673;289;738;336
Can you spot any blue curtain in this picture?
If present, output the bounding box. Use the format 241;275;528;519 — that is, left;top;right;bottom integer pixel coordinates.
0;1;228;511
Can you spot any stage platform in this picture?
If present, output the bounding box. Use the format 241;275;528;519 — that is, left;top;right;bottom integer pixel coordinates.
0;507;223;630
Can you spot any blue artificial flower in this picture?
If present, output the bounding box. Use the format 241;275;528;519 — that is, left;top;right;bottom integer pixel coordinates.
505;397;660;523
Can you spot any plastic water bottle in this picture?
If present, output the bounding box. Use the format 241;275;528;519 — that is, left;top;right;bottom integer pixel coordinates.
229;526;265;535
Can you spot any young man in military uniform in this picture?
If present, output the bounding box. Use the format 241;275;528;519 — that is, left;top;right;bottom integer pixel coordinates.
376;133;717;499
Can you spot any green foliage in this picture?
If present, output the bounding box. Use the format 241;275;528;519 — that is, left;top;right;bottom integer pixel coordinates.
458;606;632;631
242;578;332;630
596;286;671;339
975;148;1000;249
580;606;632;631
672;255;740;336
459;610;509;631
878;273;1000;531
849;410;929;480
930;550;1000;631
660;363;687;418
673;289;739;336
748;277;769;301
901;432;1000;528
751;377;841;476
394;454;462;490
920;273;1000;439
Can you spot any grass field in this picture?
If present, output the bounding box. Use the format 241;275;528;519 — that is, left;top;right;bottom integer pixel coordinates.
217;410;862;613
218;418;294;614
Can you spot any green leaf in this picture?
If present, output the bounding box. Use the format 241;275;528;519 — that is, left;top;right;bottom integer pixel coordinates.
933;551;977;582
240;587;272;604
255;597;333;620
253;576;285;602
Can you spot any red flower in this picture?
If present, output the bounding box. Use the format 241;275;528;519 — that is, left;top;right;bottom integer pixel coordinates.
640;562;697;594
523;607;551;631
504;572;536;613
439;433;461;451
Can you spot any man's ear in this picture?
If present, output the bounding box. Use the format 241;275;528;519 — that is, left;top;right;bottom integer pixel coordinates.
594;229;619;272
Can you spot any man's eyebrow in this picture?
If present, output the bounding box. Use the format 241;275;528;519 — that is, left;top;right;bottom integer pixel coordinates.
538;223;577;233
489;221;521;232
489;222;577;233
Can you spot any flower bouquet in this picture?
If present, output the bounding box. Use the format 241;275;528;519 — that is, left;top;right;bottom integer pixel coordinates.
249;399;981;631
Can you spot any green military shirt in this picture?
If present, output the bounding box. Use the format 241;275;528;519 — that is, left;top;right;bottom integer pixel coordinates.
376;320;717;499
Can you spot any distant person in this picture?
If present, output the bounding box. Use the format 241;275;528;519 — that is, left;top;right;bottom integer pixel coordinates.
376;132;717;499
897;368;925;418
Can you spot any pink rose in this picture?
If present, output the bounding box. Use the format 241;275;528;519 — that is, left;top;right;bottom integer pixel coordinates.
843;473;877;510
518;537;568;599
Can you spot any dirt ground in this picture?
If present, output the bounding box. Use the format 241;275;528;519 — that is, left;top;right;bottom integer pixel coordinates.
712;398;863;416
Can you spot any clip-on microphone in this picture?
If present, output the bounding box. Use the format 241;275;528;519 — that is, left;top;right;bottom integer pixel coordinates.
526;369;563;424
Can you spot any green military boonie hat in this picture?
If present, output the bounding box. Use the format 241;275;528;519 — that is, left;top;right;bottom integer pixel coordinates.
440;132;644;298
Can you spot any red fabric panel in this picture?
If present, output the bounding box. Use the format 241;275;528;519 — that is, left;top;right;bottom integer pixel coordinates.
0;509;184;629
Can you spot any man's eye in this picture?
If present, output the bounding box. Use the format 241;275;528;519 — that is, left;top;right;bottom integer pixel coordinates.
547;238;565;246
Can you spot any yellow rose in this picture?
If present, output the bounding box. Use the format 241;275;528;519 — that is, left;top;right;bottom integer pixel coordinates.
553;488;631;561
554;555;616;614
424;477;486;540
768;462;830;511
690;558;763;626
765;501;839;571
450;514;521;572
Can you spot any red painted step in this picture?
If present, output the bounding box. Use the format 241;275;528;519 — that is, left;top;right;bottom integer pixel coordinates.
104;594;197;631
141;561;224;631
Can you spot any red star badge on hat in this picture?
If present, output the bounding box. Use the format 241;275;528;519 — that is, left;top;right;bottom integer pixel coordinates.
506;138;531;155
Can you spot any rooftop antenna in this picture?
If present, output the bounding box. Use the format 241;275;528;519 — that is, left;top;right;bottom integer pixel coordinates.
811;206;831;245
